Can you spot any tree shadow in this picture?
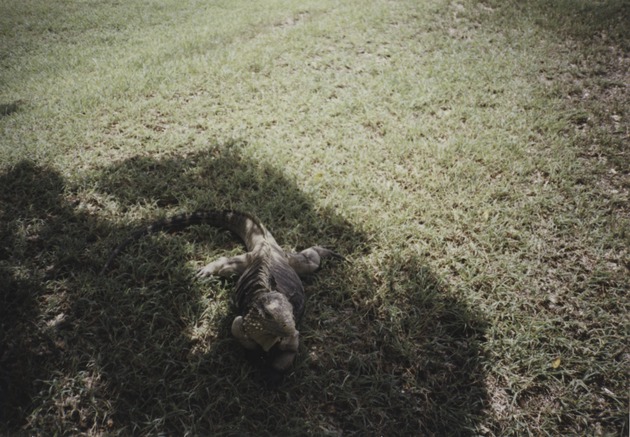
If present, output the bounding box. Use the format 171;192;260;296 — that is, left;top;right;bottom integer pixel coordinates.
0;101;22;117
95;141;356;247
0;161;98;429
0;145;489;435
538;0;629;44
477;0;630;46
300;253;489;435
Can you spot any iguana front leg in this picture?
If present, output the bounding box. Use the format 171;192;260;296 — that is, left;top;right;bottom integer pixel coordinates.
197;253;251;278
288;246;343;277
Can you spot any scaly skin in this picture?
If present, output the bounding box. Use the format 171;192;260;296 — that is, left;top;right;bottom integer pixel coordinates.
101;209;342;373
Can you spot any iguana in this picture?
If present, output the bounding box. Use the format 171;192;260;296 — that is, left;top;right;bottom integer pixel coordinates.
100;210;341;372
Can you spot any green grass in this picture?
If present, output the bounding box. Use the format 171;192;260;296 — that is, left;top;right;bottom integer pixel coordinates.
1;0;628;435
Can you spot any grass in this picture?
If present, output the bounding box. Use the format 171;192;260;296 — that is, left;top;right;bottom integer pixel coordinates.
1;0;628;435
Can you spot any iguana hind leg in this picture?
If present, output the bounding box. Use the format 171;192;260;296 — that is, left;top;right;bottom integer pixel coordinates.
288;246;343;277
197;253;251;278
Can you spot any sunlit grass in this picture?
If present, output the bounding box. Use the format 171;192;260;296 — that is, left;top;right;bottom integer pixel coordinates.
1;0;628;435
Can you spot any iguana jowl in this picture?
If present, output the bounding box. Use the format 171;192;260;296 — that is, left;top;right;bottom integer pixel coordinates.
101;210;340;372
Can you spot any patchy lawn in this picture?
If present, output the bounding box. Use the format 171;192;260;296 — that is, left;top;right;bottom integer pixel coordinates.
1;0;628;435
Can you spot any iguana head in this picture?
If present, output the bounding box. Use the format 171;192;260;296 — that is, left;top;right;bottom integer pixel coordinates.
242;292;297;351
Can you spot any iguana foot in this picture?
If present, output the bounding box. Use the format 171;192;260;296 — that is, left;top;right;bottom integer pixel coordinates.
288;246;344;277
197;253;251;278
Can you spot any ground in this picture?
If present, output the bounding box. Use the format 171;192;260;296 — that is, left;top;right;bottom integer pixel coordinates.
0;0;628;435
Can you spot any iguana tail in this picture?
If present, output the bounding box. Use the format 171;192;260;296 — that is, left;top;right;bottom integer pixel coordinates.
100;210;266;275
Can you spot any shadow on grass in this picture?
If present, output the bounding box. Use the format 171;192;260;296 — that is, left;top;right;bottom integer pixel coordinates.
0;101;22;117
301;254;489;435
535;0;629;44
480;0;630;45
1;145;489;435
0;162;69;428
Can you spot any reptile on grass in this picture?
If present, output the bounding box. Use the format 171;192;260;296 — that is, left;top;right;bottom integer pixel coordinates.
100;209;342;373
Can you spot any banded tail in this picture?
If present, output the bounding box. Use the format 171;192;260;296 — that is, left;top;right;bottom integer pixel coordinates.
100;210;266;275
